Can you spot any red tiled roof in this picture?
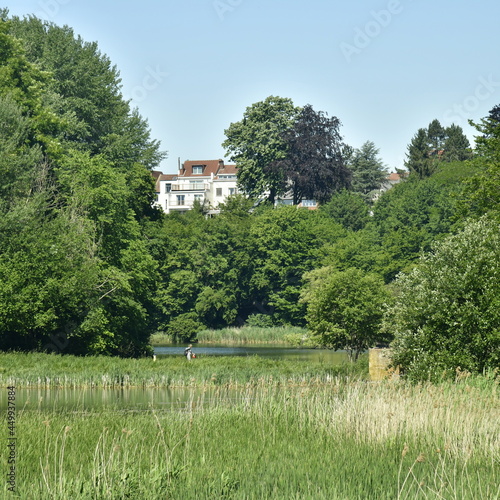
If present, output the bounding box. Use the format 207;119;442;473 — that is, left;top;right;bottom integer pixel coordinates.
180;159;224;177
387;172;401;182
217;164;237;175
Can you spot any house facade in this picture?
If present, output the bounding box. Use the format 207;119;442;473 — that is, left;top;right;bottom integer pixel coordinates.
153;159;239;214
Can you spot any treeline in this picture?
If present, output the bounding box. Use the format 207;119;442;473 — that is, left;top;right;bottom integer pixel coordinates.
1;12;499;380
0;12;164;356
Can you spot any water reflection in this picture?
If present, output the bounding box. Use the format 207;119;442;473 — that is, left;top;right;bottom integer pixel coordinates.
2;345;349;412
154;343;348;364
1;386;254;413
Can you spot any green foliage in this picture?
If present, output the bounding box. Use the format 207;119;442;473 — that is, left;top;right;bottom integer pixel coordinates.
387;217;500;381
165;313;204;343
302;267;393;360
321;189;370;230
0;94;42;207
248;206;323;325
223;95;300;202
458;106;500;220
245;313;274;328
0;14;163;357
195;286;238;329
347;140;387;198
404;120;471;178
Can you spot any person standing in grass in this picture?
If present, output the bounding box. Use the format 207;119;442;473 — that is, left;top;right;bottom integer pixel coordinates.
184;344;193;360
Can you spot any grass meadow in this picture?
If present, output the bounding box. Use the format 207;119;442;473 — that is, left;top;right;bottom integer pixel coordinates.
2;377;499;499
1;352;498;499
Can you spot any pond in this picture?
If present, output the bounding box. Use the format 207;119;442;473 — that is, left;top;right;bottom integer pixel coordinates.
2;345;351;413
154;343;349;364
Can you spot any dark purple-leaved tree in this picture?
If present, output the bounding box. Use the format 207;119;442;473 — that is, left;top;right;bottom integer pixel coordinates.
268;105;351;205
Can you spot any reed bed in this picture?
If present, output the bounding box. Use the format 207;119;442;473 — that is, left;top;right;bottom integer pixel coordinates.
196;326;308;344
150;326;308;345
3;378;498;499
0;352;366;388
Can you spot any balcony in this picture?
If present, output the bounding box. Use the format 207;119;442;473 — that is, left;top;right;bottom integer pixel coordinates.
171;183;209;191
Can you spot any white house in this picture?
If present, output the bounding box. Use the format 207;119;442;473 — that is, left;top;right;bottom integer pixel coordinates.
153;159;239;214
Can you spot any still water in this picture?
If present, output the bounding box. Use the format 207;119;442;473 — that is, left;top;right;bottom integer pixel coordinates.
3;345;348;412
155;343;348;363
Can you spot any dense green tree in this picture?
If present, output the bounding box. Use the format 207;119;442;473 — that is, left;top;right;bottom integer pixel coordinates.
321;190;370;231
0;95;42;207
270;104;351;204
223;96;300;203
443;124;472;162
302;267;392;360
386;217;500;381
405;120;471;178
405;127;435;178
458;106;500;221
347;140;387;198
0;13;163;356
247;206;324;325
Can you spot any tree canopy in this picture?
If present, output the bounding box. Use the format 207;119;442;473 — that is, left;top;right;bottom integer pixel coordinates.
347;140;387;198
270;104;351;204
223;97;350;204
222;96;300;203
405;119;471;178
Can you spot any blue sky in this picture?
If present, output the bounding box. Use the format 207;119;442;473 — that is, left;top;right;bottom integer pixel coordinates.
4;0;500;173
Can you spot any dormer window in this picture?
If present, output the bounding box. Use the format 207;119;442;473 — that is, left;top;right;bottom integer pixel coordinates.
192;165;204;175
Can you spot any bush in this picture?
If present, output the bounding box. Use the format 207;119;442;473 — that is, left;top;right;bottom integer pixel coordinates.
386;217;500;381
166;313;204;343
245;313;274;328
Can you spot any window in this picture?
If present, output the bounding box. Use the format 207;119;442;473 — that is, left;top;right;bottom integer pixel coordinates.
192;165;204;174
194;194;202;202
277;199;293;206
302;200;316;207
229;188;236;195
216;188;222;197
176;195;185;206
165;183;171;193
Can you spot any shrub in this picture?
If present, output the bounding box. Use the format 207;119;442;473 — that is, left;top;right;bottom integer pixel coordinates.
166;313;204;343
386;217;500;381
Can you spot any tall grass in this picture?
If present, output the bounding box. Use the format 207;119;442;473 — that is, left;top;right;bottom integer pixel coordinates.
196;326;308;344
150;326;308;345
3;378;499;499
0;352;366;388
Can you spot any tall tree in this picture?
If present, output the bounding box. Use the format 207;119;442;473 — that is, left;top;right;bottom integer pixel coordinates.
222;96;300;203
405;127;436;178
427;118;446;152
443;124;472;162
270;104;351;204
347;140;387;198
405;120;471;178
